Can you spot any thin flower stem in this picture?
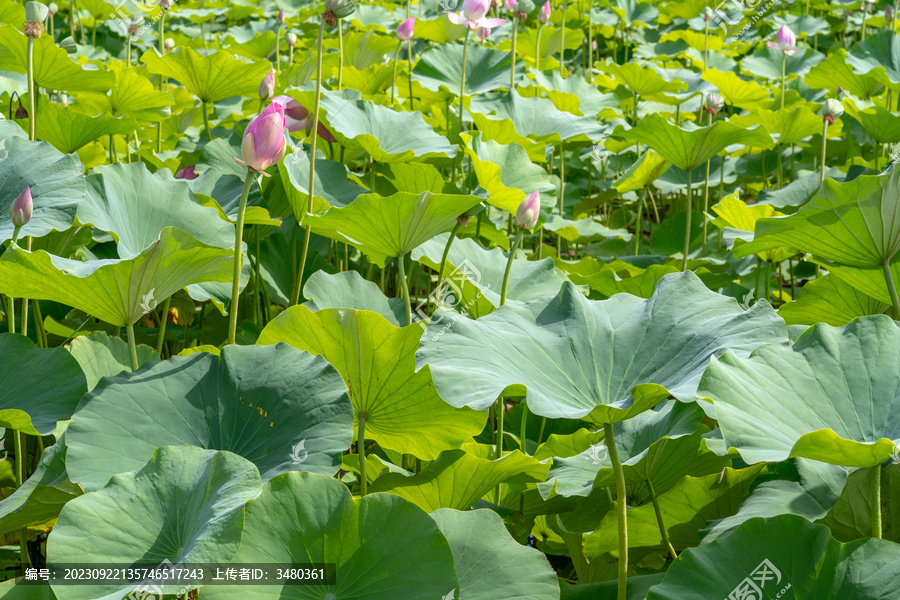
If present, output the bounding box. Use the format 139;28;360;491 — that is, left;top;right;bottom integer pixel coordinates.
559;0;567;74
434;221;462;311
202;100;213;140
871;465;882;539
458;27;471;138
27;37;35;141
337;21;344;89
702;112;712;256
15;431;30;572
391;42;401;104
227;171;255;345
780;52;786;110
156;296;171;357
126;322;139;371
397;253;412;326
648;479;677;560
681;167;693;271
408;41;414;109
604;422;628;600
883;259;900;318
501;229;523;306
510;19;518;88
535;23;543;69
358;414;368;496
820;119;828;186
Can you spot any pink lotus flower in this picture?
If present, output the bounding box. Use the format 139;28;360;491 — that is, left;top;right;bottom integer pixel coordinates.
397;17;415;42
234;102;287;175
175;166;198;180
9;187;33;227
270;95;339;142
259;70;275;101
538;0;551;24
767;24;796;55
504;0;516;10
515;190;540;230
448;0;506;30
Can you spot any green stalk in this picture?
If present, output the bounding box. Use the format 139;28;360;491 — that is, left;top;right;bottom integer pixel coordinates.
458;28;471;138
501;229;524;305
871;465;882;539
535;23;543;69
20;237;30;338
202;100;213;140
397;253;412;326
556;142;566;257
407;40;414;109
587;0;594;70
27;36;35;141
862;2;869;40
559;0;567;74
126;322;139;371
291;18;326;306
155;296;171;357
820;119;828;186
435;221;461;310
510;18;518;88
227;171;254;345
338;21;345;90
275;25;281;72
519;401;528;454
155;14;166;153
109;133;116;164
391;42;401;104
604;422;628;600
780;52;786;110
883;259;900;318
703;20;708;70
702;112;712;256
127;36;131;67
681;167;693;271
648;479;676;559
358;414;368;496
15;431;29;572
31;299;46;348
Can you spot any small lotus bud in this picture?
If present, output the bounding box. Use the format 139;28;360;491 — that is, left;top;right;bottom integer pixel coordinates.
164;37;175;51
537;0;550;24
25;2;49;23
325;0;356;20
457;213;471;227
259;71;275;100
276;8;286;24
175;165;198;180
767;24;796;55
234;102;287;175
285;31;297;46
888;4;894;19
819;98;843;125
159;0;173;10
837;86;844;95
10;187;33;228
515;190;540;230
397;17;415;42
703;6;713;21
48;1;57;15
706;93;723;116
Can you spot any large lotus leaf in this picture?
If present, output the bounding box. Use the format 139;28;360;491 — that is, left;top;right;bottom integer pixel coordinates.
817;462;900;543
842;99;900;143
33;96;136;155
303;270;407;327
66;330;159;391
280;149;367;219
700;316;900;468
543;215;632;245
80;66;173;122
0;24;114;92
413;41;521;96
141;46;271;102
202;472;459;600
847;30;900;85
373;161;460;196
417;271;788;423
711;193;795;263
521;70;621;117
778;274;890;327
701;69;771;110
257;307;485;459
597;61;686;97
564;259;681;299
47;446;261;600
461;132;556;214
0;334;87;436
370;447;550;511
79;162;234;258
735;167;900;268
467;90;606;146
614;150;670;193
304;190;480;266
618;113;774;171
560;574;665;600
287;87;457;162
647;515;900;600
741;46;825;80
0;227;234;326
805;49;884;98
612;0;659;27
431;508;560;600
728;106;823;146
815;254;900;308
412;234;570;319
0;136;84;244
65;344;353;492
540;401;733;502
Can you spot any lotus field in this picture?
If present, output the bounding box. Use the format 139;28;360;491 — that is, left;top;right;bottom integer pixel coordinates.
4;0;900;597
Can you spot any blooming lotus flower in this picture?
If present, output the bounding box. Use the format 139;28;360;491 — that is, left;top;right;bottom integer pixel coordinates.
175;165;198;180
259;71;275;100
505;0;516;10
270;95;338;141
819;98;843;125
538;0;551;24
234;102;287;175
397;17;415;42
10;187;33;227
767;24;796;55
515;190;540;230
448;0;506;30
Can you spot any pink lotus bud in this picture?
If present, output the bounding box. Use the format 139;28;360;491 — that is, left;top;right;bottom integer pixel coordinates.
276;8;285;24
767;24;796;55
175;166;198;180
888;5;894;19
515;190;540;230
259;70;275;100
505;0;516;10
10;187;33;228
397;17;415;42
538;0;551;23
234;102;287;175
463;0;490;21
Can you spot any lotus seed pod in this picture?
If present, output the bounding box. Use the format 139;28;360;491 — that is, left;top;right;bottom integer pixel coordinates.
325;0;356;19
25;1;49;23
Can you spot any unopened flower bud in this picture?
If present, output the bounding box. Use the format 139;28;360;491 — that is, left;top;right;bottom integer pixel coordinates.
276;8;286;24
259;70;275;100
457;213;471;227
706;92;723;116
159;0;173;10
325;0;356;19
515;190;540;230
285;31;297;46
164;37;174;51
48;1;57;15
819;98;843;125
10;187;33;228
537;0;550;24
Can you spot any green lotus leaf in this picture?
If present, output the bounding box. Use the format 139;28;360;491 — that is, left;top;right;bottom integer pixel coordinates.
611;0;659;26
223;29;276;61
614;150;670;193
0;136;85;244
818;463;899;542
560;573;665;600
618;113;774;171
303;270;407;327
701;69;771;110
778;274;890;327
711;193;796;263
700;316;900;467
467;90;606;146
280;149;367;219
842;98;900;143
202;471;460;600
0;227;234;326
32;96;136;154
462;132;556;214
816;254;900;308
847;30;900;85
543;215;632;244
0;578;53;599
412;14;467;43
565;259;681;299
141;46;271;102
258;307;486;459
735;167;900;267
75;66;173;123
741;45;825;80
431;508;560;600
304;190;480;266
326;29;397;71
520;69;621;117
412;234;570;318
66;330;158;391
0;334;87;436
805;49;884;98
728;105;823;146
370;447;550;511
0;24;114;92
597;60;686;97
65;343;352;492
540;401;733;502
47;446;262;600
647;515;900;600
417;272;788;423
413;41;522;96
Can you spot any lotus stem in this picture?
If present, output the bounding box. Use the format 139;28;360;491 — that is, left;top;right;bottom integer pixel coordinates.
862;3;869;40
882;259;900;318
682;166;692;271
459;27;471;137
6;296;13;334
602;422;628;600
391;42;401;104
69;0;75;38
156;296;171;357
872;465;882;539
397;253;412;326
109;133;116;164
702;113;712;256
358;414;367;496
227;170;254;345
703;21;708;70
780;52;786;110
202;100;213;140
519;401;528;454
648;479;677;559
434;221;462;311
819;119;828;186
407;41;414;109
276;25;281;72
31;298;46;348
289;43;294;65
559;0;567;74
127;36;131;67
510;18;518;88
291;18;326;306
26;37;35;142
535;23;543;69
557;142;566;257
338;21;344;89
587;1;594;71
501;229;523;306
15;431;30;572
126;322;139;371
